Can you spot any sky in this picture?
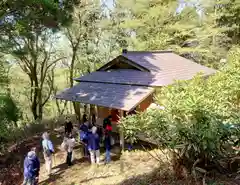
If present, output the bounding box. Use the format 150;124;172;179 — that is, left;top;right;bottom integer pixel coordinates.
101;0;199;14
101;0;114;9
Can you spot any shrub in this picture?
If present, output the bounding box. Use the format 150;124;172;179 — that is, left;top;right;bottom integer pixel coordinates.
120;47;240;175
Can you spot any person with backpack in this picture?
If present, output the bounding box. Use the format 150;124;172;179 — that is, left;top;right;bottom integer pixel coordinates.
64;117;73;135
87;126;100;164
42;132;54;176
80;114;90;157
23;147;40;185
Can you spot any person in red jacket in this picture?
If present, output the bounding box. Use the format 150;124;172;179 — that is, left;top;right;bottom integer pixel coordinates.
103;115;112;131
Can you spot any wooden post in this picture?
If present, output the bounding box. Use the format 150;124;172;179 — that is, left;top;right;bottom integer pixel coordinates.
119;110;124;173
73;102;81;124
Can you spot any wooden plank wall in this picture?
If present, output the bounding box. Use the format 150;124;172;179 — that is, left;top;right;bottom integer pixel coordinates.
137;94;153;112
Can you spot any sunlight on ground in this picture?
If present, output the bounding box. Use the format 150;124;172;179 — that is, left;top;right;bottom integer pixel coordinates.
39;146;170;185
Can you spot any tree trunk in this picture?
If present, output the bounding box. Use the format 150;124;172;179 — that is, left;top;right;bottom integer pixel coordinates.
31;89;38;120
73;102;81;123
31;66;41;121
69;47;81;123
69;48;76;88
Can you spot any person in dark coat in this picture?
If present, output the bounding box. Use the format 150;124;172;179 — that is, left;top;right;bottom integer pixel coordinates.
65;117;73;135
104;130;111;163
23;147;40;185
80;114;90;157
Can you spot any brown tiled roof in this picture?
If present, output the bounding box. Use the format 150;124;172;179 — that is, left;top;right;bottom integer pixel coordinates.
55;82;154;111
56;51;216;109
75;51;216;87
122;51;215;73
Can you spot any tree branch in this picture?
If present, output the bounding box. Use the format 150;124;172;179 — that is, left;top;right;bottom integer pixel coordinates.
42;68;55;107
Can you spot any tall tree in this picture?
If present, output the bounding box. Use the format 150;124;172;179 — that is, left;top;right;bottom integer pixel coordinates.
62;0;106;121
6;31;64;121
111;0;232;68
0;0;80;121
64;0;104;87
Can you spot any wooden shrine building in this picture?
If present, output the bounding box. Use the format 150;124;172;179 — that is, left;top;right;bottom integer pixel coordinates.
55;50;216;140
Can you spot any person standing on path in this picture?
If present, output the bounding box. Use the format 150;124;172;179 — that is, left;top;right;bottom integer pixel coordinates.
42;132;54;176
87;126;100;164
103;115;112;131
65;117;73;135
104;126;112;164
80;114;90;157
22;147;40;185
65;133;76;166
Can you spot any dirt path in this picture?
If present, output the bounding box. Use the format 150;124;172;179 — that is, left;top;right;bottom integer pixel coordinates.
38;146;162;185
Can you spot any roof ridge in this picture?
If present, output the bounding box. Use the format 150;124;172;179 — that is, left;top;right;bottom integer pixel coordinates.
76;80;154;87
122;50;173;54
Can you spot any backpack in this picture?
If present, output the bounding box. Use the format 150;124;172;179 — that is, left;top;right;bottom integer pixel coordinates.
80;130;87;142
61;139;68;152
43;141;51;157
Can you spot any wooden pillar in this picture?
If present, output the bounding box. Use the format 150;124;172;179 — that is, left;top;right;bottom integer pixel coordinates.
90;104;96;125
119;110;124;173
73;102;81;124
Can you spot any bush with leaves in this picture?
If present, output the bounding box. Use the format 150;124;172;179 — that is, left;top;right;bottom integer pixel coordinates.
0;60;20;149
120;47;240;174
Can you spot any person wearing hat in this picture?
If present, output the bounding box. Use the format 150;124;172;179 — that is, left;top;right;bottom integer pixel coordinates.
87;126;100;164
23;147;40;185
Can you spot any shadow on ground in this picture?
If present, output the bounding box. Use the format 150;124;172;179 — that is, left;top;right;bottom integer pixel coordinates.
115;167;240;185
39;157;87;185
115;167;196;185
79;175;115;184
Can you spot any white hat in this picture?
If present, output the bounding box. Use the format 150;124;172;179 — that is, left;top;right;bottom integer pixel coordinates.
27;151;36;159
92;126;97;134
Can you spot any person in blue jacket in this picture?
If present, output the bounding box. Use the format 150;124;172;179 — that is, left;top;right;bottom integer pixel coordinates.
87;126;100;164
23;147;40;185
80;114;90;157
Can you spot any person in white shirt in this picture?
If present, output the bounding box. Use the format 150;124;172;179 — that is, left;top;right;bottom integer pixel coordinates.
65;133;76;166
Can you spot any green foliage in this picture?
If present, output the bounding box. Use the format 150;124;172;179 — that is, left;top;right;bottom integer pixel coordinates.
0;94;20;124
121;47;240;170
0;60;20;144
0;0;80;30
111;0;239;68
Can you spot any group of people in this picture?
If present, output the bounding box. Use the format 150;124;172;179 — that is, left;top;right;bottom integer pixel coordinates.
22;115;113;185
62;114;113;167
78;114;113;165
